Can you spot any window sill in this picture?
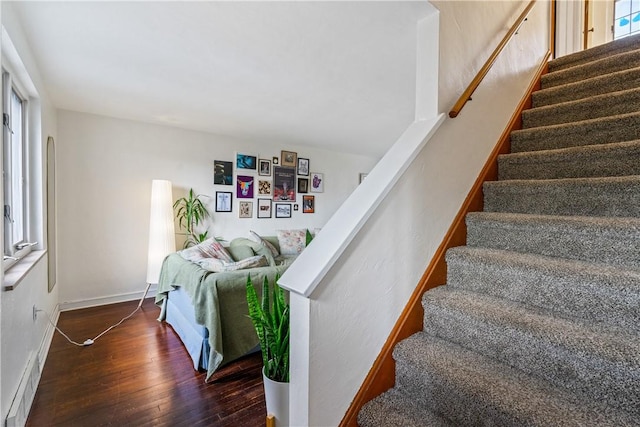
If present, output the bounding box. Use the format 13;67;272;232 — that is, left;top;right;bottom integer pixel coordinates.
3;250;47;291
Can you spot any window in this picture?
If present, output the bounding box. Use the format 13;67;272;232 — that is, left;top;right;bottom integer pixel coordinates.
614;0;640;39
2;70;33;268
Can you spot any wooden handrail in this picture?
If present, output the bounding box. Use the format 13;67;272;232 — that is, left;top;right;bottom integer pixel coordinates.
449;0;537;118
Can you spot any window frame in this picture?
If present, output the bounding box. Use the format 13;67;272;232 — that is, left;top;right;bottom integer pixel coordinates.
2;68;33;270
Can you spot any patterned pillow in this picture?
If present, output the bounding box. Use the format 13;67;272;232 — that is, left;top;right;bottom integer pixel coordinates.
196;255;268;272
179;238;234;264
277;229;307;256
249;230;280;257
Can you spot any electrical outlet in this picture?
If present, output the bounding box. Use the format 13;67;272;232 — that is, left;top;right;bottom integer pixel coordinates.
32;305;37;322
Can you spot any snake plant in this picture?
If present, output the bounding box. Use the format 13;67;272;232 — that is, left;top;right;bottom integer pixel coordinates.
246;275;290;382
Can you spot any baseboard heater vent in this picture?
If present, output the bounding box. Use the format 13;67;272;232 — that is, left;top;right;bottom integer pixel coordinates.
6;351;40;427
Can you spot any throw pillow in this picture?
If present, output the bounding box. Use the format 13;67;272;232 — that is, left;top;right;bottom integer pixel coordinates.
231;237;276;266
179;238;234;263
197;254;268;273
227;244;255;262
277;229;307;256
250;230;280;257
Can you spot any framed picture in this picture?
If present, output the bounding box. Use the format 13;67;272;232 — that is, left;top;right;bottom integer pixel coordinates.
297;177;309;193
281;150;297;167
272;156;279;165
259;159;272;176
257;198;272;218
294;204;299;211
359;173;368;184
215;191;232;212
310;172;324;193
236;175;255;199
275;203;292;218
273;166;296;201
303;195;315;213
297;157;309;176
214;160;233;185
239;201;253;218
236;153;257;170
258;180;272;195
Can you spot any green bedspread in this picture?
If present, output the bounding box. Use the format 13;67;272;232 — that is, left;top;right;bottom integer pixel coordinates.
155;253;289;382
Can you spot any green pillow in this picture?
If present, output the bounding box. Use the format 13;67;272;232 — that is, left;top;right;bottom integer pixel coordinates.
227;245;255;262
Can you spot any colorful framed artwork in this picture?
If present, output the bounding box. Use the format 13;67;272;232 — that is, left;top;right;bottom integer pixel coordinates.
297;177;309;193
273;166;296;201
236;153;257;170
258;180;272;195
303;195;315;213
281;150;297;167
215;191;232;212
239;201;253;218
310;172;324;193
214;160;233;185
259;159;272;176
275;203;292;218
297;157;309;176
257;198;272;218
236;175;255;198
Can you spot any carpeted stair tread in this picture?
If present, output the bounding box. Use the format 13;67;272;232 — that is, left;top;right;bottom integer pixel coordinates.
358;33;640;426
510;111;640;153
522;87;640;128
498;140;640;180
532;66;640;107
422;287;640;415
465;212;640;269
483;175;640;217
358;388;453;427
548;32;640;72
541;48;640;89
393;333;638;427
445;246;640;334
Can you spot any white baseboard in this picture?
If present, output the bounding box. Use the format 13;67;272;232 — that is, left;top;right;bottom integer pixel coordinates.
59;285;158;312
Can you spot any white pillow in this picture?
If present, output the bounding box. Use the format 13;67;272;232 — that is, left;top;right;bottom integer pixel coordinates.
179;238;234;264
196;255;268;272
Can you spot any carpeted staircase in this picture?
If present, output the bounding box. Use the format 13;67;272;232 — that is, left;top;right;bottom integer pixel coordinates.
358;34;640;426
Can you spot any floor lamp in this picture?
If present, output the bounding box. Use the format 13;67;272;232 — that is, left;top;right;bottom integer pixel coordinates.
142;179;176;307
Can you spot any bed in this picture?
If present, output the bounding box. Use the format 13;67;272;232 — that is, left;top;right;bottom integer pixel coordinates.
155;236;295;382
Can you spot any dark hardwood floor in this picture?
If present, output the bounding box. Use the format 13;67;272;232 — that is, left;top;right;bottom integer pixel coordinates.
27;299;266;427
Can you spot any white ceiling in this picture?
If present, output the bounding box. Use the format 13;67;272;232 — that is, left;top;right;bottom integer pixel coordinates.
10;1;431;157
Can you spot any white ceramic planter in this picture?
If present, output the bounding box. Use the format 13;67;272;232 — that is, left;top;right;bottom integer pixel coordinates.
263;368;290;427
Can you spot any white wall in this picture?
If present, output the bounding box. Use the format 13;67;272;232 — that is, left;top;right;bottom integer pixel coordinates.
282;1;551;425
1;2;59;422
56;110;377;308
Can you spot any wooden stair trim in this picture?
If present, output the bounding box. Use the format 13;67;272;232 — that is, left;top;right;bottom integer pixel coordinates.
340;50;552;427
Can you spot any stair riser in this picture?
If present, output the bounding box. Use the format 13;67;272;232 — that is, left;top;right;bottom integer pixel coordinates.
522;89;640;129
532;67;640;108
483;179;640;218
498;142;640;180
421;298;640;415
510;113;640;153
465;215;640;269
542;50;640;89
445;249;640;335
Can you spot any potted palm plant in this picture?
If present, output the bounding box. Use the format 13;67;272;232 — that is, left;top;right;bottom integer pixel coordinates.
246;275;289;426
173;188;210;248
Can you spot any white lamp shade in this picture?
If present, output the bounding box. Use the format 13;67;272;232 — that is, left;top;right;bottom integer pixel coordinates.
146;180;176;284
